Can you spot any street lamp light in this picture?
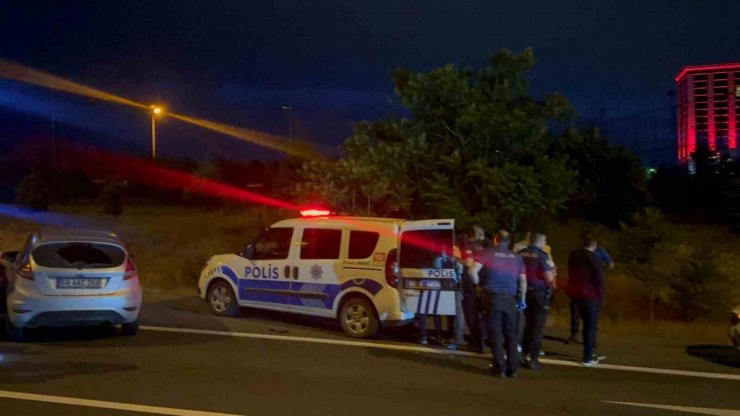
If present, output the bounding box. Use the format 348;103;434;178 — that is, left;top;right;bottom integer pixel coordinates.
150;105;163;159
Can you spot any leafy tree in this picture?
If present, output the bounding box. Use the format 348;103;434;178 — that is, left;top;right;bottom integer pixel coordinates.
295;48;578;232
553;127;649;226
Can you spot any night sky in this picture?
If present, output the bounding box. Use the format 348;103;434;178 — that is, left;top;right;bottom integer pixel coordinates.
1;0;738;162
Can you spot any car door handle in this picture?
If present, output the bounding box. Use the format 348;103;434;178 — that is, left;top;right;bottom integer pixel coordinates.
292;266;299;280
284;266;290;279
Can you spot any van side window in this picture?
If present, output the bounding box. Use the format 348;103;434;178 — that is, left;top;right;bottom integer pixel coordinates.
348;231;380;259
252;228;293;260
301;228;341;260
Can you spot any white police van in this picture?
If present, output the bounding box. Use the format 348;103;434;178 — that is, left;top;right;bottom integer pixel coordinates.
197;212;455;338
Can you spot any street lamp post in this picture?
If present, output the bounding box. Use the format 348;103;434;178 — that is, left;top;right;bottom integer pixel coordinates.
281;105;292;140
150;105;163;159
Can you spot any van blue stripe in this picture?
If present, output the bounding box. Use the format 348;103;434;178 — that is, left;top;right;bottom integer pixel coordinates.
433;290;441;314
424;290;432;314
416;291;423;314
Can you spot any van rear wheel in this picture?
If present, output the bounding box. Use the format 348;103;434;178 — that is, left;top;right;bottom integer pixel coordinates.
208;280;239;317
339;298;378;339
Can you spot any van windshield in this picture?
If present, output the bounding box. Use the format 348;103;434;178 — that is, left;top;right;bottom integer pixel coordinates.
32;243;126;269
399;229;454;269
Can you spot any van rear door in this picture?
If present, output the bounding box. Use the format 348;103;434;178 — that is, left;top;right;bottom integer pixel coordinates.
397;219;456;315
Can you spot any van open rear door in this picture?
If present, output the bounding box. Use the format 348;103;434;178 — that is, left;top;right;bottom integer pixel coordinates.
397;219;456;315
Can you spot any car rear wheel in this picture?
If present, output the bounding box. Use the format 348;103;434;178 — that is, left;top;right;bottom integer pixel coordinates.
121;317;140;336
5;319;24;342
208;280;239;317
339;297;378;339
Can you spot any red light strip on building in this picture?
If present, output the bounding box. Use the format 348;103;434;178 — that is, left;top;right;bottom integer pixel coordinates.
675;63;740;82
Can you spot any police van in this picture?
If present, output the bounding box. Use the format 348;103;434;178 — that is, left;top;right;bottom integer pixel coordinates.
197;211;456;338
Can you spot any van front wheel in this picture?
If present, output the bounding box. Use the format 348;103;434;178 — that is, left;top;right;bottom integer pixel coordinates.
339;298;378;339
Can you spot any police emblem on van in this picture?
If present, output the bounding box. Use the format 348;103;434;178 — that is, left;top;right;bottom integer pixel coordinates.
310;264;323;280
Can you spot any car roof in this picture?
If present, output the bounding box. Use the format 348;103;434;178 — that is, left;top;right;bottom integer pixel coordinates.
271;216;404;229
35;228;124;246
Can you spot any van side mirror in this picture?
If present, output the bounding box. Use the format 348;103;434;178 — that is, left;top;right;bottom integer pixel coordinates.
1;251;19;262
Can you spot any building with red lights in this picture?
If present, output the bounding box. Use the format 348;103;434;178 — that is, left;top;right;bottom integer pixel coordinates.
675;63;740;162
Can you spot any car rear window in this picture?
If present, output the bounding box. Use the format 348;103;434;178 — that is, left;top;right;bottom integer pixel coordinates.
32;243;126;269
348;231;380;259
399;229;453;269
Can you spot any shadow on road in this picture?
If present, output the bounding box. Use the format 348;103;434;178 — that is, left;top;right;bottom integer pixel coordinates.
0;343;136;384
367;347;488;377
686;344;740;368
0;359;136;384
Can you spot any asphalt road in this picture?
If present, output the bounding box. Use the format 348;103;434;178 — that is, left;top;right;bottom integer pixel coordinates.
1;295;739;416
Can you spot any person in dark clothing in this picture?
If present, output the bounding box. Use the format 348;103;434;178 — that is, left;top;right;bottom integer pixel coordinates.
479;230;527;378
518;232;555;370
568;243;613;343
566;235;606;366
462;244;484;353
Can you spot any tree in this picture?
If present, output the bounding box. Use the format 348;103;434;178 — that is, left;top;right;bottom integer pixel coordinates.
553;127;649;226
295;48;578;232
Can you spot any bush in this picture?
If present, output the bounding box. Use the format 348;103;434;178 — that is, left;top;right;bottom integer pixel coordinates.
670;250;730;320
14;168;52;210
100;180;127;216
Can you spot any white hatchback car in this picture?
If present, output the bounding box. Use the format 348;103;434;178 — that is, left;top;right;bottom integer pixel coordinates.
2;228;142;341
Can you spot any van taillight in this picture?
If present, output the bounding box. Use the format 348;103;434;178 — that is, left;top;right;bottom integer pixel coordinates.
124;257;138;281
385;248;398;288
18;261;33;280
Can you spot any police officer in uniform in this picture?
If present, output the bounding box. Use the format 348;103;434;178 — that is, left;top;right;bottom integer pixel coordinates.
518;232;555;370
479;230;527;378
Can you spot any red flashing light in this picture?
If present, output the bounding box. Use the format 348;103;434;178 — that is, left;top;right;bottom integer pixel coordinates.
300;208;331;217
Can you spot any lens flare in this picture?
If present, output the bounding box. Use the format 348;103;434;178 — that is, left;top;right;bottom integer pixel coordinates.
57;142;297;210
0;58;146;109
0;203;94;228
169;113;322;160
0;58;322;160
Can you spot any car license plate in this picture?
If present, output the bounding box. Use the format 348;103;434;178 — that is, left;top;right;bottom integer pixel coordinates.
56;278;104;289
405;279;442;290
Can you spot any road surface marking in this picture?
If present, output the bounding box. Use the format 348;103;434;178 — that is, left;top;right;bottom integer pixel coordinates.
0;390;244;416
141;325;740;381
605;401;740;415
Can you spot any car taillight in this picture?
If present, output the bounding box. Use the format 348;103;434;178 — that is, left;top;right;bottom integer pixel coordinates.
124;257;138;281
385;248;398;288
18;261;33;280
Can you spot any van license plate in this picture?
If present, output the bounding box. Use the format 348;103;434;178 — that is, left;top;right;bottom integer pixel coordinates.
405;279;442;290
57;278;104;289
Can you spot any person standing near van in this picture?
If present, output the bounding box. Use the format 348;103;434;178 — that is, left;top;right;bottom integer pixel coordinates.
567;235;606;366
518;232;555;370
418;246;461;345
479;230;527;378
445;245;467;350
461;244;484;352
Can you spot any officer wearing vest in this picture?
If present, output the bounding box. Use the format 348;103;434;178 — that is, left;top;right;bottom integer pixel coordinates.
518;232;555;370
479;230;527;378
